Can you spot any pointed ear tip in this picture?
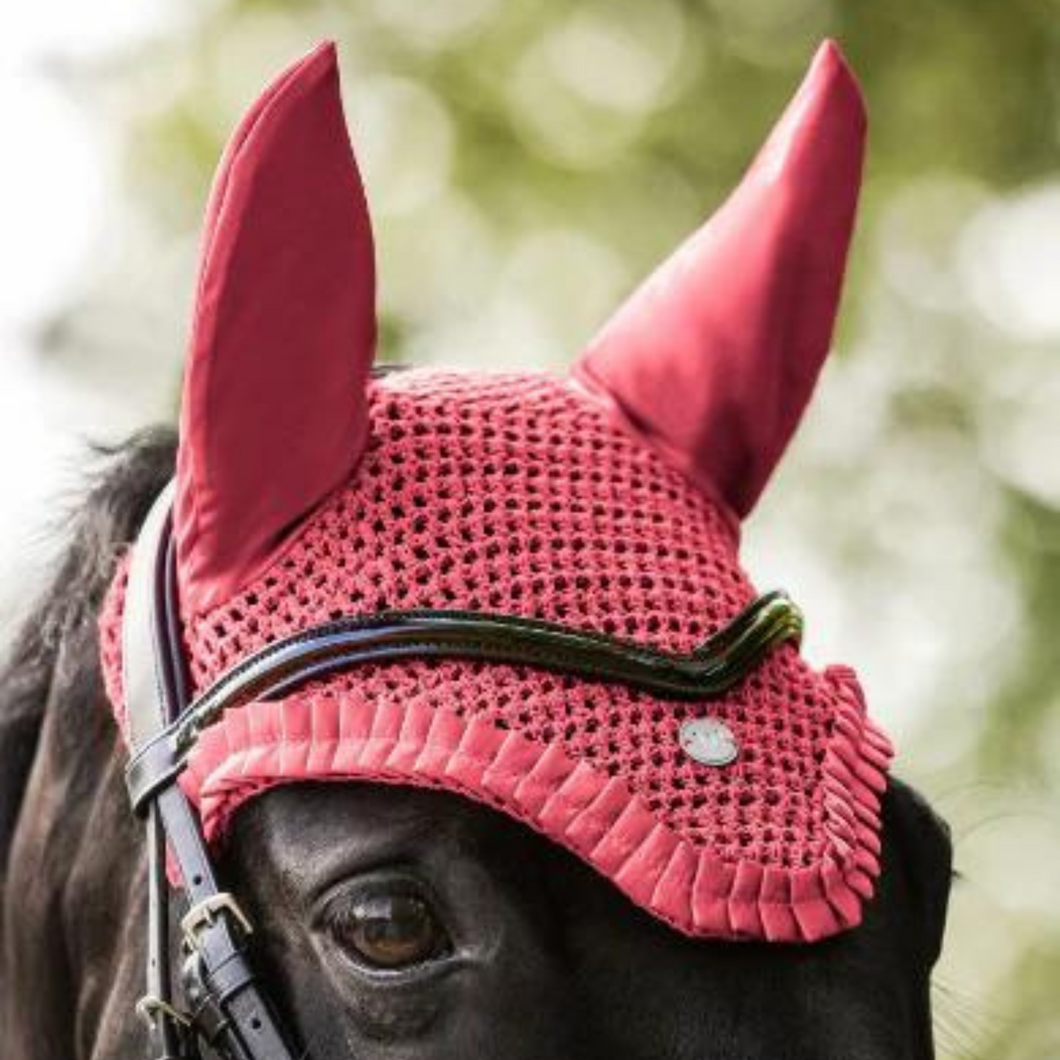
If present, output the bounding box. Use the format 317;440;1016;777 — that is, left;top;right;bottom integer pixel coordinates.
298;40;342;90
251;40;348;134
264;41;340;103
814;38;851;75
306;39;340;68
812;39;867;129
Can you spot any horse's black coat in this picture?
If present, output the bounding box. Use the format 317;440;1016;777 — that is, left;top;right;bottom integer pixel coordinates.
0;433;953;1060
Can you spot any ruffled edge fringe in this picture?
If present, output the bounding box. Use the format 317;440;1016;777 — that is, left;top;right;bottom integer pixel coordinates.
182;664;892;943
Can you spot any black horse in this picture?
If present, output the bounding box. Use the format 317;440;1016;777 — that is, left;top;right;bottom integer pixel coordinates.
0;431;951;1059
0;37;955;1060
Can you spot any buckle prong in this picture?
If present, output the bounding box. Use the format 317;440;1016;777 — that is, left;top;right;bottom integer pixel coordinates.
181;892;254;949
135;994;192;1029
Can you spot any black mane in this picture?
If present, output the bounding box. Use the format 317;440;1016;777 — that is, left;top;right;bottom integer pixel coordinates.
0;429;176;887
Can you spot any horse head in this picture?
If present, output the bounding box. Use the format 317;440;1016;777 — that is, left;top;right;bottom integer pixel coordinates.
0;39;952;1060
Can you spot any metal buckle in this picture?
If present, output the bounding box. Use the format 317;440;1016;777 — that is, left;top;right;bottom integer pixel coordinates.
135;994;192;1030
181;892;254;950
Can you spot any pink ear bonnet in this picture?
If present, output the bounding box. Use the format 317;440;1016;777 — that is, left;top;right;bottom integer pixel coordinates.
100;40;893;943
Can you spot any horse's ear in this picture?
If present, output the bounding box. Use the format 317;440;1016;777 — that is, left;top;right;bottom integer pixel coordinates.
572;40;865;519
174;42;376;614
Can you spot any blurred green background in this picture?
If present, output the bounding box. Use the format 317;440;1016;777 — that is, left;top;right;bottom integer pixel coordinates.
8;0;1060;1055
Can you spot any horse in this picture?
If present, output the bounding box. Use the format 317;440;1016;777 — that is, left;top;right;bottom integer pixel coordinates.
0;40;953;1060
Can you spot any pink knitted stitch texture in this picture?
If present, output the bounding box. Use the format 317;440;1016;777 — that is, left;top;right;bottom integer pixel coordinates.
99;369;892;942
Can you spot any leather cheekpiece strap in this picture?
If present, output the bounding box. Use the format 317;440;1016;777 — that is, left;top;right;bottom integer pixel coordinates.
121;483;298;1060
127;732;182;816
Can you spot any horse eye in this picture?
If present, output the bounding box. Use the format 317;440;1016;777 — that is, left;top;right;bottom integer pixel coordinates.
330;891;451;970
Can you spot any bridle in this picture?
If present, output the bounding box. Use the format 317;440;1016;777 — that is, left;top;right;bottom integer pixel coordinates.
121;482;804;1059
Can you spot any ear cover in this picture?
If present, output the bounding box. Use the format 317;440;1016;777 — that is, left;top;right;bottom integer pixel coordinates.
573;40;866;520
175;41;377;615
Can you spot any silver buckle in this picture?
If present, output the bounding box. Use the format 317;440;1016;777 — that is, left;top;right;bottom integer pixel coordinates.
181;892;254;950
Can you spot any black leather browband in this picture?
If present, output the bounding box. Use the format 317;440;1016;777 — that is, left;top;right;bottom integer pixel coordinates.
126;585;802;814
176;592;802;748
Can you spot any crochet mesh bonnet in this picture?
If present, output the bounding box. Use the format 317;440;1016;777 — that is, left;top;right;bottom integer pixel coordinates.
100;40;892;944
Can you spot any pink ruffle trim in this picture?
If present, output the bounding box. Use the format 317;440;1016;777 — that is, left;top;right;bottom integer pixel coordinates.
181;665;892;943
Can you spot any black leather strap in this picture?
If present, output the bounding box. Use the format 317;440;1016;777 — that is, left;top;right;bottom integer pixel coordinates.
126;593;803;806
121;485;298;1060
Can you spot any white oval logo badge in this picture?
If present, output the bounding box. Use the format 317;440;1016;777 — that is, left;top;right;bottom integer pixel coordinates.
679;717;739;767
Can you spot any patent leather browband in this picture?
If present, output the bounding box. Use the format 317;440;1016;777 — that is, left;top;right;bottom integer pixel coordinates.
172;592;802;750
121;482;803;1059
127;590;803;813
